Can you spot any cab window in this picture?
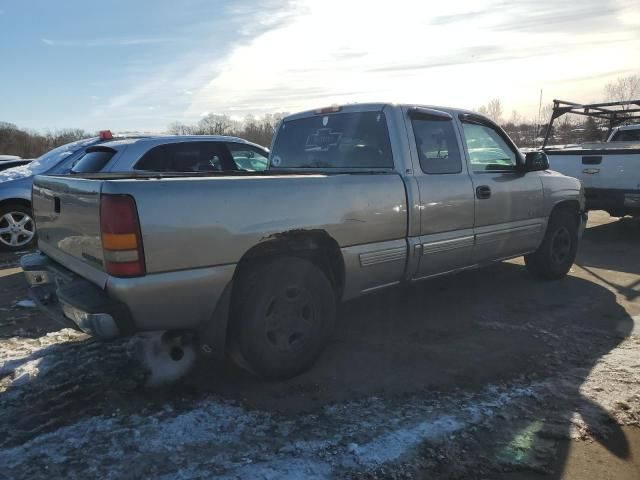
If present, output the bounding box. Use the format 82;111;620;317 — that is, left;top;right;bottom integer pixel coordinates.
461;122;517;172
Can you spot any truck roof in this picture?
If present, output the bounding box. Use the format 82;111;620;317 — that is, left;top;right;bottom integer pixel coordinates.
282;103;478;122
613;124;640;131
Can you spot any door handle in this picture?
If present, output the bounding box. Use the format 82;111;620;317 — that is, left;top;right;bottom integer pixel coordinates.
476;185;491;199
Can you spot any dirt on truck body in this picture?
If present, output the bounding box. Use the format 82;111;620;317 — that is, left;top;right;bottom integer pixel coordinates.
0;211;639;479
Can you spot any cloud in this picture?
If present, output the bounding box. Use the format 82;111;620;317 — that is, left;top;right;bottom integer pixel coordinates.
185;0;640;119
80;0;640;130
41;37;170;47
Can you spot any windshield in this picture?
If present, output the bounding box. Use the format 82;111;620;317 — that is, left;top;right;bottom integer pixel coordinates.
25;137;98;175
270;111;393;169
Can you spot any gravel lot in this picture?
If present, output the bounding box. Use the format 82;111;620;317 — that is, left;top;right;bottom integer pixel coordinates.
0;211;638;479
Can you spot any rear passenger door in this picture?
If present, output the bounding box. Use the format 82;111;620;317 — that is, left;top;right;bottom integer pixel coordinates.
459;116;544;263
407;108;476;279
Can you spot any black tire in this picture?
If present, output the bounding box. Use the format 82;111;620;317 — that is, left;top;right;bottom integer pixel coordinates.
524;210;578;280
0;204;36;252
231;256;336;379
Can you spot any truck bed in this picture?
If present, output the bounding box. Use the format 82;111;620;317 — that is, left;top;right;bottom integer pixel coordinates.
33;170;409;288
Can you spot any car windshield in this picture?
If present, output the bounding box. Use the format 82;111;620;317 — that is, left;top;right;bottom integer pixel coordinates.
25;137;97;175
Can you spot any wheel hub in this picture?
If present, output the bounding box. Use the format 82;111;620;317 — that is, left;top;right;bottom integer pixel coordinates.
264;286;315;352
0;211;35;248
550;227;571;265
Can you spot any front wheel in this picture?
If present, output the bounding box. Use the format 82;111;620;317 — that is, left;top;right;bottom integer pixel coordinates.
0;204;36;252
525;210;578;280
231;257;336;379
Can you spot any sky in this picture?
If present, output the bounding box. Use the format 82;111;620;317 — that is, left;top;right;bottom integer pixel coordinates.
0;0;639;132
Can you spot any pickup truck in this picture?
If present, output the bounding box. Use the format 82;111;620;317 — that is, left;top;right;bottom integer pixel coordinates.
542;100;640;218
22;103;586;379
545;136;640;218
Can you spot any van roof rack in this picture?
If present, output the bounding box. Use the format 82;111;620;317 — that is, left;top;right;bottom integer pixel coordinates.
542;99;640;148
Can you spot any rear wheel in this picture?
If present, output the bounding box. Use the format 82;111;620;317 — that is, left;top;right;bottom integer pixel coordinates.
231;257;336;379
525;210;578;280
0;204;36;251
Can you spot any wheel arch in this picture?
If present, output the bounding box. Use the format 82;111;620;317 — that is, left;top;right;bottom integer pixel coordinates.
0;198;31;210
233;229;345;298
549;199;581;219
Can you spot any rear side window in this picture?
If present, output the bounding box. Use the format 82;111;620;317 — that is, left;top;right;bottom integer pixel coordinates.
270;111;393;169
71;148;116;173
411;118;462;174
135;142;233;172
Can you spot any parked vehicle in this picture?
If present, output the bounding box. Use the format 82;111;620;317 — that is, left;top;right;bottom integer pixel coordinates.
22;103;585;379
543;99;640;218
606;124;640;142
0;133;268;251
0;157;32;172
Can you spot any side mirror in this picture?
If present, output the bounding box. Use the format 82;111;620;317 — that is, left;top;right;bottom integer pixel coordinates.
523;151;549;172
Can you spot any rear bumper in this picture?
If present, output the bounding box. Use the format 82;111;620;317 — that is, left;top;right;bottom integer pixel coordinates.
21;252;132;338
585;188;640;215
20;252;237;339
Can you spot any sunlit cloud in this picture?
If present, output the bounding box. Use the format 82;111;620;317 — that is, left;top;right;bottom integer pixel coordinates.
185;0;640;120
80;0;640;131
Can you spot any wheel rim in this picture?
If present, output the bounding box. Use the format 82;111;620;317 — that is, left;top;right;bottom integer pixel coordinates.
263;286;316;353
0;211;35;248
550;226;571;265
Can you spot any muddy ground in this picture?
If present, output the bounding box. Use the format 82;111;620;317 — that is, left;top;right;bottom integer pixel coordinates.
0;211;638;479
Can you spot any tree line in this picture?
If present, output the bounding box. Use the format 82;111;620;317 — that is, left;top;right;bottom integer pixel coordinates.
0;122;91;159
478;74;639;147
166;112;287;148
2;75;637;158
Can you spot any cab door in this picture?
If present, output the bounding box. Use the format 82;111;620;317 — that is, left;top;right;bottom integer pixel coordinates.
458;115;544;263
406;108;476;279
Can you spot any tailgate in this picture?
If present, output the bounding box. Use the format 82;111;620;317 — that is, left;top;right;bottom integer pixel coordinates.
32;175;108;287
547;150;640;190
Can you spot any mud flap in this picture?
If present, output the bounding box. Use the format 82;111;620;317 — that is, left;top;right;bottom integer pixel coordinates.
196;281;233;365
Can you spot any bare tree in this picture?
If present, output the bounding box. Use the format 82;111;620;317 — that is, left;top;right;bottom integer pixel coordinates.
477;98;503;123
604;74;640;109
196;114;234;135
167;122;194;135
165;112;288;147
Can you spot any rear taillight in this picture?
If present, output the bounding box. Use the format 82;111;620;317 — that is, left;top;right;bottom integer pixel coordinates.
100;194;145;277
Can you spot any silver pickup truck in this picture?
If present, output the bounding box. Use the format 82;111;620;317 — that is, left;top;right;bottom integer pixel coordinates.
22;103;586;379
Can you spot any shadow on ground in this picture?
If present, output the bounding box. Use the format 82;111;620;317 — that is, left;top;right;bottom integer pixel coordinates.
0;214;637;477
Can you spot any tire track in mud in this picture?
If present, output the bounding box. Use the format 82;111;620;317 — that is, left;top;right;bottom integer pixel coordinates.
0;319;638;479
0;329;144;449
